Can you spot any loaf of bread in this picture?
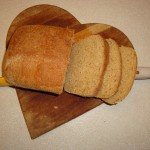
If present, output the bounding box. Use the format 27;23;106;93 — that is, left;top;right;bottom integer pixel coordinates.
64;35;108;97
3;25;74;94
96;39;122;98
3;24;137;104
102;46;137;104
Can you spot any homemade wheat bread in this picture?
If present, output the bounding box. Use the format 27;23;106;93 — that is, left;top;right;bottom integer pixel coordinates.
64;35;108;97
3;25;74;94
96;39;122;98
102;46;137;104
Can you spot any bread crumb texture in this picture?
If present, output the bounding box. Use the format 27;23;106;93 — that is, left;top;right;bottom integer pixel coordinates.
103;46;137;104
64;35;107;97
96;39;122;98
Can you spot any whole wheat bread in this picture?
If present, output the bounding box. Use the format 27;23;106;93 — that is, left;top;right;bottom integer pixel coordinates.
102;46;137;104
3;25;74;94
64;35;108;97
96;39;122;98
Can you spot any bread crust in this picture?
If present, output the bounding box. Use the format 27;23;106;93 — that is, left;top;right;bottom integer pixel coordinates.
3;25;74;94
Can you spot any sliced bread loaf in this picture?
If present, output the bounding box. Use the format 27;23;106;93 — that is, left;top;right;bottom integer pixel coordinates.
102;46;137;104
3;25;74;94
64;35;108;97
96;38;122;98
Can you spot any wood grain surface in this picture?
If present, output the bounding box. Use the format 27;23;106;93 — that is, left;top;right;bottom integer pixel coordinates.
6;4;134;139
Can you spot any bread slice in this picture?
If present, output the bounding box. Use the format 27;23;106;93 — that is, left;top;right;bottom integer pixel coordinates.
96;39;122;98
3;25;74;94
102;46;137;104
64;35;108;97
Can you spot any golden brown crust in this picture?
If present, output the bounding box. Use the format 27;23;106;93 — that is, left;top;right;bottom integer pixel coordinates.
3;25;74;94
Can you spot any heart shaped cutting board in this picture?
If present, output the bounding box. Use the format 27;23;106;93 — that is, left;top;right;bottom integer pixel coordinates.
6;4;134;139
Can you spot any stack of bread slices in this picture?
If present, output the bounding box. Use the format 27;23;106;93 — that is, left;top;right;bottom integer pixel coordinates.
64;34;137;104
3;25;137;105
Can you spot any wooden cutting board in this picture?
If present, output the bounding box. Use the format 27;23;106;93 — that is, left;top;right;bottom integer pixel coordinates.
6;4;133;139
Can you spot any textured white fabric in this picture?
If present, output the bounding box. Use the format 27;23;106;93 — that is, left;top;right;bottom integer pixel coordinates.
0;0;150;150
